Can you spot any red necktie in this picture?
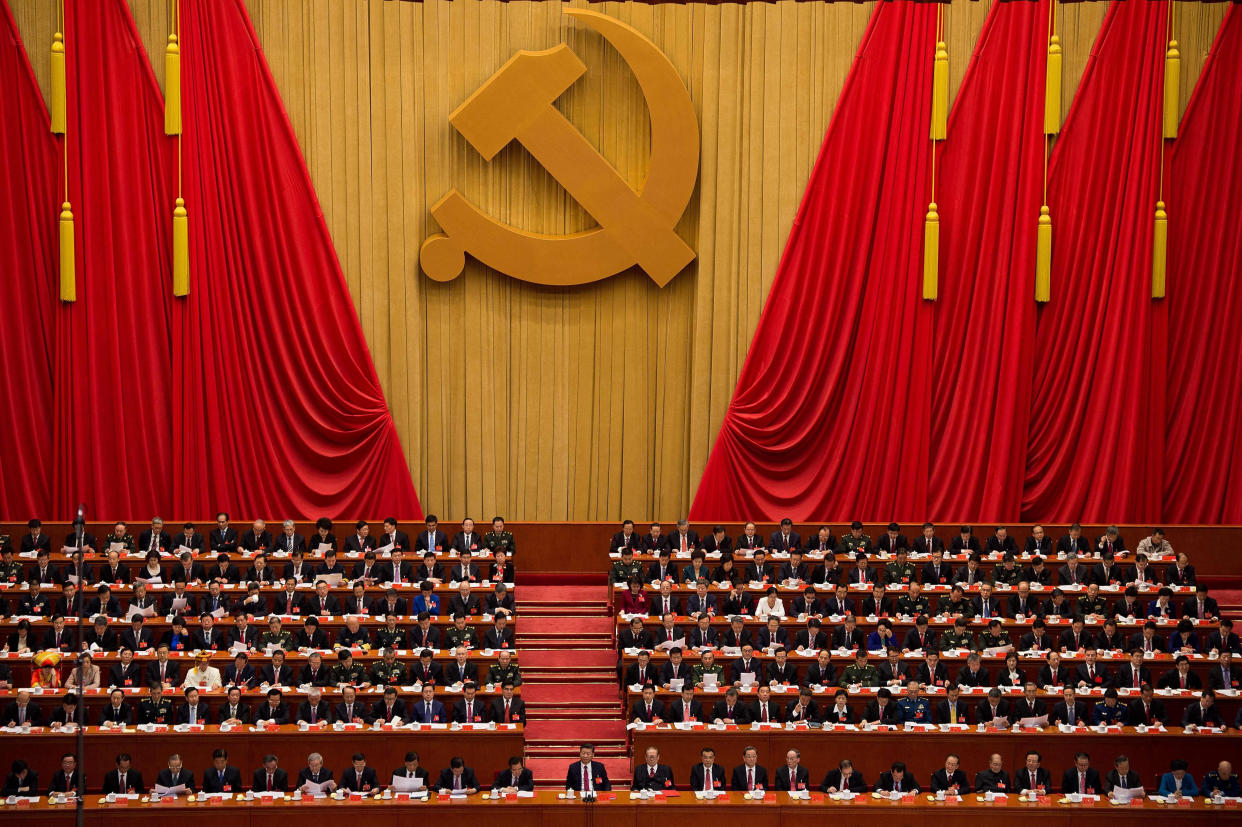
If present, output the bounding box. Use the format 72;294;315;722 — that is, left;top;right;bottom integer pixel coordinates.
762;705;768;722
1180;674;1186;689
268;773;274;791
505;701;511;722
748;768;754;790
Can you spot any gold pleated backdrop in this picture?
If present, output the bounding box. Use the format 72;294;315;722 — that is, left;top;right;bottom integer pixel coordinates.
11;0;1228;520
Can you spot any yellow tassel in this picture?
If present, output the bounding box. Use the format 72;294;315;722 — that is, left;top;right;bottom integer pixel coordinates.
50;32;66;135
165;33;182;135
173;198;189;296
922;202;939;301
59;202;75;302
930;41;949;141
1044;34;1062;135
1152;200;1167;299
1163;39;1180;139
1035;205;1052;303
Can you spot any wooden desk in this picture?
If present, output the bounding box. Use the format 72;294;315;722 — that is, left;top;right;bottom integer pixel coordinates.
0;724;522;794
8;789;1242;827
633;727;1241;793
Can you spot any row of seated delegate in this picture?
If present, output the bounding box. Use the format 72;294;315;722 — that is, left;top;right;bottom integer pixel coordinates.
3;681;527;727
5;751;523;796
610;547;1201;594
8;515;516;559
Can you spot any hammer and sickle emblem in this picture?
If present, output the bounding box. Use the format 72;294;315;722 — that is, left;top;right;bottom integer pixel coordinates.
420;10;699;288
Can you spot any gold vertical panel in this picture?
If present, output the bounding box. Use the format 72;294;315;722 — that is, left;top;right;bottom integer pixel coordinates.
7;0;1230;520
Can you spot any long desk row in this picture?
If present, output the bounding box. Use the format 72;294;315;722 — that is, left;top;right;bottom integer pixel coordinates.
9;790;1241;826
6;521;1235;579
633;728;1239;794
0;725;523;794
621;686;1224;725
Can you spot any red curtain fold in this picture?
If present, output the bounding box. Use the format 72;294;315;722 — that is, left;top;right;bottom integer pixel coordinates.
930;0;1047;522
52;0;175;517
1164;6;1242;522
174;0;421;519
1021;0;1168;523
690;0;937;522
0;2;56;517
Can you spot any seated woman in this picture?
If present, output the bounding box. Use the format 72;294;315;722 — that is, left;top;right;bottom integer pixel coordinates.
617;579;649;615
64;652;100;690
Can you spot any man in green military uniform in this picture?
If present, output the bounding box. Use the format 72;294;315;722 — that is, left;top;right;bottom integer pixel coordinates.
442;615;476;650
0;545;21;584
936;585;975;619
883;549;917;586
372;616;405;651
330;650;369;687
483;517;516;556
939;617;976;651
369;648;408;686
837;521;871;556
485;649;523;686
978;619;1012;651
102;522;136;554
896;582;931;617
1076;583;1109;616
610;547;644;585
839;650;880;687
991;553;1023;586
258;617;295;652
690;650;725;687
138;683;173;724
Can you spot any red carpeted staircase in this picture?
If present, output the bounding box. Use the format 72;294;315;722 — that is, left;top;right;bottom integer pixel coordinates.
518;583;629;787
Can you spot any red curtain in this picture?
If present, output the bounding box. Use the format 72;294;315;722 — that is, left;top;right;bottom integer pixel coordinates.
53;0;175;517
1164;6;1242;522
0;2;56;517
690;0;937;522
930;0;1047;522
174;0;421;519
1021;0;1168;523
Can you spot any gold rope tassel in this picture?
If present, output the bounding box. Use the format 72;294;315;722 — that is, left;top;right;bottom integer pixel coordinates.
172;198;189;296
50;32;66;134
165;32;181;135
59;202;76;302
1044;34;1062;135
923;203;939;301
1036;205;1052;303
1163;39;1180;139
1152;200;1167;299
930;41;949;141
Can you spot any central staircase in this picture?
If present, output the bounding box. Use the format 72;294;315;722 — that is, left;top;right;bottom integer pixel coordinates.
516;584;629;787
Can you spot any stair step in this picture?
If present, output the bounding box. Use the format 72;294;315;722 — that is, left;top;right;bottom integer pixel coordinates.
521;606;611;617
519;649;617;668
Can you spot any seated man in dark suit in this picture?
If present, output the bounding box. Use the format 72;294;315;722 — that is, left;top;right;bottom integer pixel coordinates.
630;685;665;724
730;746;769;792
1061;752;1102;795
391;752;431;790
252;754;289;793
100;753;145;795
201;749;244;794
688;747;727;793
1048;686;1088;726
1158;655;1203;690
1183;689;1225;728
1103;755;1143;796
489;682;526;724
155;754;195;793
565;744;611;793
774;749;811;792
338;753;380;793
929;754;971;794
631;746;675;792
666;686;703;724
875;761;919;794
1016;751;1052;794
493;756;534;793
821;759;867;793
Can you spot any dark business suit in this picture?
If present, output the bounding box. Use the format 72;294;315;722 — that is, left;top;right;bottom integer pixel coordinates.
1061;767;1102;794
201;766;244;793
435;767;478;791
251;768;289;792
631;763;675;791
565;760;611;791
493;768;534;792
731;764;769;791
774;765;811;791
688;763;726;791
101;768;145;794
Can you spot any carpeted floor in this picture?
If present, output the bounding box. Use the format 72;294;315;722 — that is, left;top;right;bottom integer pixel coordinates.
520;649;616;668
519;585;609;603
523;683;618;704
516;616;615;635
524;720;628;741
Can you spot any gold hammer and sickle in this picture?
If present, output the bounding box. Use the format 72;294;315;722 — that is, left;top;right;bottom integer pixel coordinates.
420;10;699;288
